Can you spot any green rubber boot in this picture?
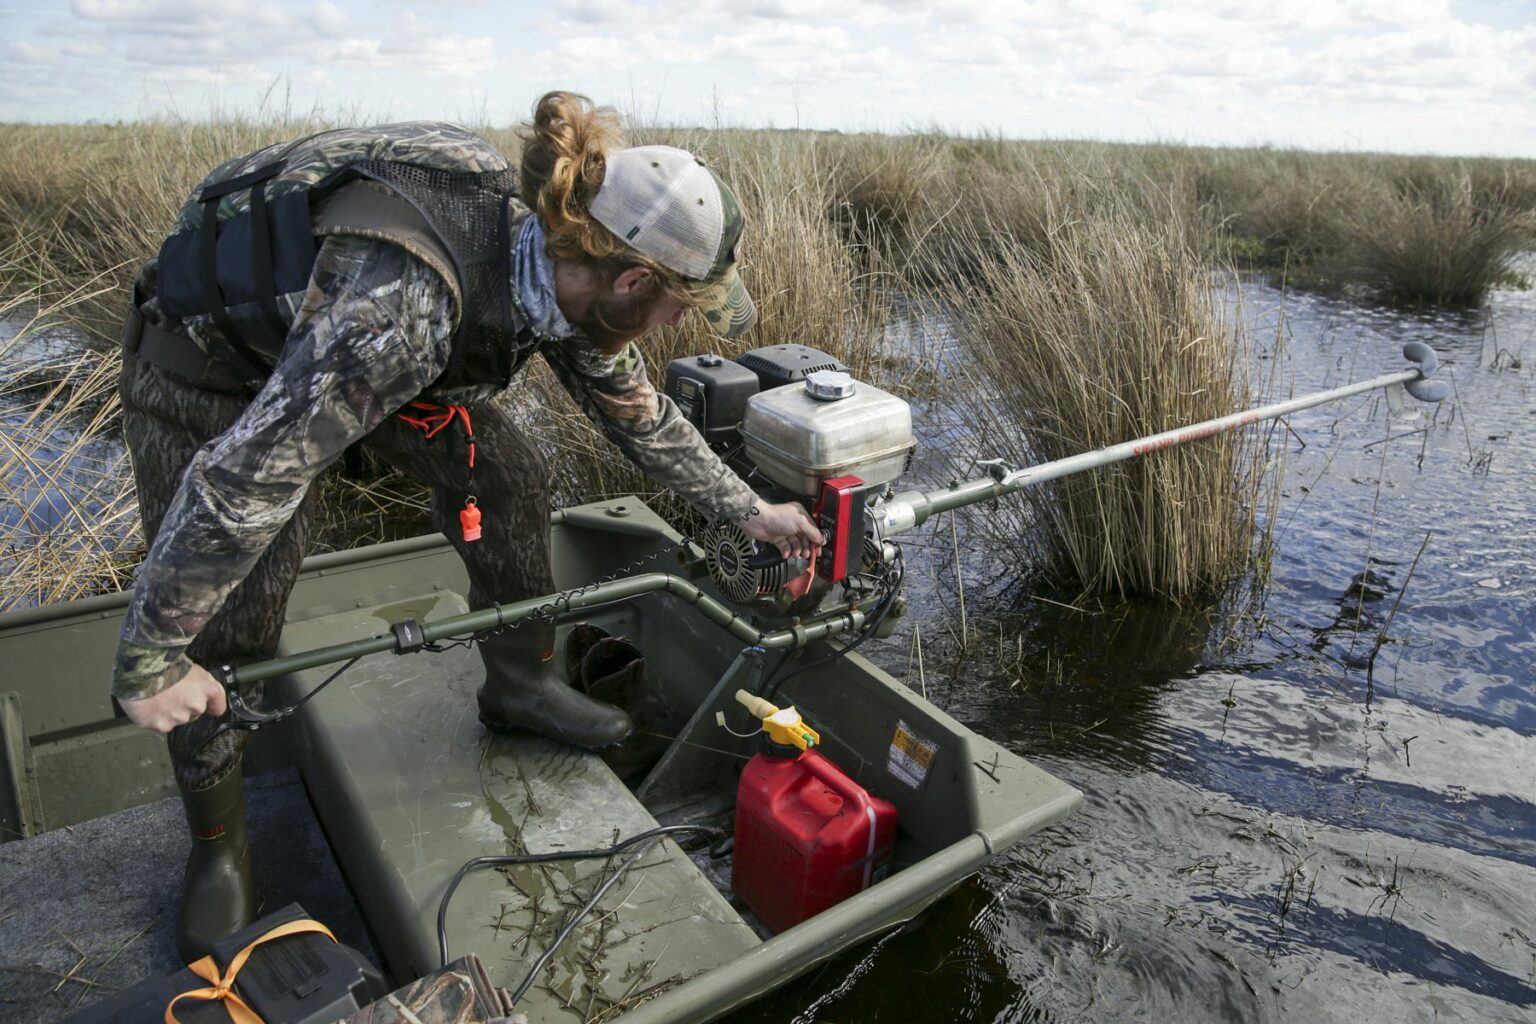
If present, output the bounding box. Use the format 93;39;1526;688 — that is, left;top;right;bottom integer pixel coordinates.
176;762;257;962
567;625;668;781
476;622;634;750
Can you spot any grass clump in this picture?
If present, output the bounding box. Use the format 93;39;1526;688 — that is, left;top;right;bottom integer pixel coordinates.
1331;175;1534;304
931;192;1272;598
825;133;941;252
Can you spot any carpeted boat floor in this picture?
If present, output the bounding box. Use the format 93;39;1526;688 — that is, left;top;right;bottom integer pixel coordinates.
0;767;379;1024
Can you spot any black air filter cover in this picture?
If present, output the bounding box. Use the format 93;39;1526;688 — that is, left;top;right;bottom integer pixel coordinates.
736;344;848;391
664;354;760;443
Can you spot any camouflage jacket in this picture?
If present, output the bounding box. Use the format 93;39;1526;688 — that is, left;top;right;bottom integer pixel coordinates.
113;232;757;702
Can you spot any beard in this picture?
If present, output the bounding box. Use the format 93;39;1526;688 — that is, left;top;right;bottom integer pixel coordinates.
575;289;660;353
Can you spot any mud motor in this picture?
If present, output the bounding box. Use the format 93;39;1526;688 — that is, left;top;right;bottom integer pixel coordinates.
663;344;916;618
204;342;1446;738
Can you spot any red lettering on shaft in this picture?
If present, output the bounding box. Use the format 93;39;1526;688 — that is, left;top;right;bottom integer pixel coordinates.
1130;410;1262;457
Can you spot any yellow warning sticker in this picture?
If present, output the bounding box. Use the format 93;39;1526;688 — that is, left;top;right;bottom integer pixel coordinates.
887;720;938;789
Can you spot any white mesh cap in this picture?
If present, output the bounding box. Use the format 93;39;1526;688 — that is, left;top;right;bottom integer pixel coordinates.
591;145;757;338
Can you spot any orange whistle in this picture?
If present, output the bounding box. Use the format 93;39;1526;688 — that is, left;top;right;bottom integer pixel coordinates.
460;499;482;542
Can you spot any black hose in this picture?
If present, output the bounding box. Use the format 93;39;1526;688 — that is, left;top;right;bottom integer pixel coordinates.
762;551;905;704
435;824;727;993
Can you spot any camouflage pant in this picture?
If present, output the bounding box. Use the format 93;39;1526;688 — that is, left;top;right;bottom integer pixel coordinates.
119;349;556;790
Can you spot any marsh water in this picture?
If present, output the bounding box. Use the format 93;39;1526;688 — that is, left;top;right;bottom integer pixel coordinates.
3;274;1534;1022
725;277;1536;1022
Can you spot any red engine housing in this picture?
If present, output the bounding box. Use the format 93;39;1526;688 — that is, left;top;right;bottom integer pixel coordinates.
812;474;865;584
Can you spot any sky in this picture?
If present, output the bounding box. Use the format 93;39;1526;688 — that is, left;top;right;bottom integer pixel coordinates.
1;1;1533;157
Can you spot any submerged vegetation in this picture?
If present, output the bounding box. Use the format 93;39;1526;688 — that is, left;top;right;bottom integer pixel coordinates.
0;118;1531;611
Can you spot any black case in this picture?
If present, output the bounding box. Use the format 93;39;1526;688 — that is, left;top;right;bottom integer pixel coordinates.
735;344;848;390
67;903;387;1024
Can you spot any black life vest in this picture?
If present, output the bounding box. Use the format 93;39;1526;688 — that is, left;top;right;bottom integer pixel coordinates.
154;122;537;395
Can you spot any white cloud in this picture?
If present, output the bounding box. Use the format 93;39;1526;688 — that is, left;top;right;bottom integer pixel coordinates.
552;0;637;22
38;0;499;83
709;21;851;61
4;41;58;65
0;0;1529;156
71;0;291;36
311;1;348;36
928;32;1020;68
378;34;496;78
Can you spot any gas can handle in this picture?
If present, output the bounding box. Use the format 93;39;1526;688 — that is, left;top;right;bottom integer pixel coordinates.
798;749;875;809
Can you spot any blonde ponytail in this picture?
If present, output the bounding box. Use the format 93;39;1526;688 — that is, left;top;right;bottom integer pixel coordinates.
518;91;700;301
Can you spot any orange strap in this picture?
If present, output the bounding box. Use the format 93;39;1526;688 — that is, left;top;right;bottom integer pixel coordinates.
398;401;476;470
165;918;338;1024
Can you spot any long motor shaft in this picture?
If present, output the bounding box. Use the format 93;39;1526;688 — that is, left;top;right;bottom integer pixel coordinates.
221;344;1446;691
871;342;1447;539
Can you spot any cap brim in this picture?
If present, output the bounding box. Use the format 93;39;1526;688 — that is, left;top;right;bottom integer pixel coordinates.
695;266;757;339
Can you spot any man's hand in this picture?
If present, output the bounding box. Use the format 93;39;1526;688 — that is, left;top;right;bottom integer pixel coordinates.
118;664;228;734
741;500;824;560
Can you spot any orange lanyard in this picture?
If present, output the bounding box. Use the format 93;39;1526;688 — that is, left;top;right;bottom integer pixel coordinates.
397;402;483;541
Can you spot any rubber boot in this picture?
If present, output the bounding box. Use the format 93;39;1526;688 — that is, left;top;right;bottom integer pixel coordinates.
569;629;648;719
476;622;634;750
567;625;667;780
176;762;257;962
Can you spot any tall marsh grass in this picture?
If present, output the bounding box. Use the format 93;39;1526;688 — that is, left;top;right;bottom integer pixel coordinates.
819;136;1535;305
931;193;1272;597
0;117;1529;610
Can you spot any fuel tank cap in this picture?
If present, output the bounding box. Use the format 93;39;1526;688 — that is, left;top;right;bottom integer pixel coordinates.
804;369;856;401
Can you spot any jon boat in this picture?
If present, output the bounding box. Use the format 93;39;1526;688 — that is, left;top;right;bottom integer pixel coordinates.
3;338;1442;1020
0;497;1082;1022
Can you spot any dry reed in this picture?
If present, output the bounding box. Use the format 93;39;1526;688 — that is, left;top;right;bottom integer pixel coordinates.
930;190;1272;597
0;246;140;610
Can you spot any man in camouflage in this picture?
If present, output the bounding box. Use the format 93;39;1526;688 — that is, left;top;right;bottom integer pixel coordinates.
114;110;821;958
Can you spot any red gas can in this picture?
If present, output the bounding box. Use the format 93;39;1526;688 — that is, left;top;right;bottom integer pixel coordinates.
732;748;898;933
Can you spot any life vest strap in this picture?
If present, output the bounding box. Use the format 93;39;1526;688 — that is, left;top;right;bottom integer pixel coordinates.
398;402;481;541
195;159;285;379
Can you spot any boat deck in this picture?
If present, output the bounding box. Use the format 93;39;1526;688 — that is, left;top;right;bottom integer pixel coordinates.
0;767;377;1023
0;499;1082;1024
278;591;762;1021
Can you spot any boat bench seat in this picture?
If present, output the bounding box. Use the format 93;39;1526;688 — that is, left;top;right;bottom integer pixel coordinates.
275;590;760;1023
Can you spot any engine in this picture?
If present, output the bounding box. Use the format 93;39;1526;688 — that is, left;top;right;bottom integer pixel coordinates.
664;345;916;616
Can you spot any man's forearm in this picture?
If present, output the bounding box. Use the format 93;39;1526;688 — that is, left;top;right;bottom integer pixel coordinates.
111;236;456;701
112;444;317;700
543;340;758;521
606;396;758;521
